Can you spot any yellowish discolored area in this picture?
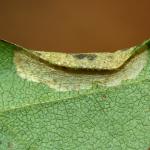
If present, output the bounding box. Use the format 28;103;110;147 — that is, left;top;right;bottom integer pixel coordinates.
31;47;136;70
14;47;148;91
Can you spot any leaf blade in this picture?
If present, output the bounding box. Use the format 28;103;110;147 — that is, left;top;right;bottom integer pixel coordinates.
0;39;150;150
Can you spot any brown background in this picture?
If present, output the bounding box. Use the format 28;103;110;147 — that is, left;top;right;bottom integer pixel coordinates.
0;0;150;52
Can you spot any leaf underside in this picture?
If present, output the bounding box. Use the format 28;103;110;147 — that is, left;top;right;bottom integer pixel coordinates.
0;39;150;150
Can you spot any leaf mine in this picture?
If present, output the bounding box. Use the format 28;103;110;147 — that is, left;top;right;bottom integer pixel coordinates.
14;43;149;91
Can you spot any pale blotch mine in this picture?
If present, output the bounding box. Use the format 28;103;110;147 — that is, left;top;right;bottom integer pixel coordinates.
14;49;148;91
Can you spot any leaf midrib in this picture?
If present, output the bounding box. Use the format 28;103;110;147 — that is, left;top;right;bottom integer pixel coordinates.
0;79;149;113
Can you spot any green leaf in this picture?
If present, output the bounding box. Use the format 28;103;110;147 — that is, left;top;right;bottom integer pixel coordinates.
0;39;150;150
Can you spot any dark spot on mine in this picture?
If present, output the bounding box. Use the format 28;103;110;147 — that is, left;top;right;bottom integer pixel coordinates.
148;147;150;150
73;54;86;59
73;54;97;61
87;55;97;60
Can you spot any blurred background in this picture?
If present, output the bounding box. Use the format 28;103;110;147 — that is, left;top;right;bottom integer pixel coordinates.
0;0;150;52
